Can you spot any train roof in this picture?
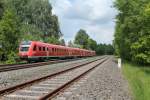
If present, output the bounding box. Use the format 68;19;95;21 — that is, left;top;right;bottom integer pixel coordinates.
23;41;95;52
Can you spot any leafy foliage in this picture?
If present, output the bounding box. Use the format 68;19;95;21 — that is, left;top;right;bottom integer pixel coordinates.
74;29;89;49
6;0;62;43
5;51;18;64
114;0;150;64
46;36;60;45
96;44;114;55
0;0;62;63
60;39;65;46
88;38;97;51
0;0;4;19
74;29;114;55
0;9;21;61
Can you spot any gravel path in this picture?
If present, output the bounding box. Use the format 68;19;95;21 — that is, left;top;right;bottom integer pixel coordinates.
0;57;101;90
53;56;132;100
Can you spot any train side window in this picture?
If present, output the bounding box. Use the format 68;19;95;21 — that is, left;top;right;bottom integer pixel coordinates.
43;47;45;51
33;45;36;51
52;48;54;52
39;47;41;51
47;47;48;51
56;48;57;52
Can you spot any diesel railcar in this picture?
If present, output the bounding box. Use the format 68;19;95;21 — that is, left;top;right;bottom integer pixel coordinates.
19;41;96;61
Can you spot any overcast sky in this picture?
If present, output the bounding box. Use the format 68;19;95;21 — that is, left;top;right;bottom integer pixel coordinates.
50;0;117;44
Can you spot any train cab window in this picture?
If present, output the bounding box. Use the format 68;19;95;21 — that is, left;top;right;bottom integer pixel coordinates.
20;47;29;52
33;45;36;51
39;47;41;51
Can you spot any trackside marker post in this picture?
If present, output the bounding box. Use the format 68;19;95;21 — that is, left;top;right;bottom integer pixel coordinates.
118;58;121;68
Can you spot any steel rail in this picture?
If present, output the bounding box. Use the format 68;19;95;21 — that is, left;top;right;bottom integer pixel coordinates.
0;58;86;72
39;58;107;100
0;58;83;67
0;57;104;97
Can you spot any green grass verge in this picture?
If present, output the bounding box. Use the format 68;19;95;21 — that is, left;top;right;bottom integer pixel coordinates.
122;62;150;100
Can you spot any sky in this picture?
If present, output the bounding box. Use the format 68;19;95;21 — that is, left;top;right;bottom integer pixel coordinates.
50;0;117;44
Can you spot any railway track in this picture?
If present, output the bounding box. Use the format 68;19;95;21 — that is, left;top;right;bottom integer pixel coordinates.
0;57;107;100
0;58;86;73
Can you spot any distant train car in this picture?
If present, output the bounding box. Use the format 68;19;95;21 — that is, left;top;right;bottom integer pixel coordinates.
19;41;96;62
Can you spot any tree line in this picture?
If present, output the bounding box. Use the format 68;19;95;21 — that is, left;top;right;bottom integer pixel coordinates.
0;0;114;64
69;29;114;56
0;0;63;63
114;0;150;65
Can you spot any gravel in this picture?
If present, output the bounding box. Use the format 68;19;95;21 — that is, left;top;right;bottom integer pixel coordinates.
0;57;101;90
2;59;104;100
53;56;132;100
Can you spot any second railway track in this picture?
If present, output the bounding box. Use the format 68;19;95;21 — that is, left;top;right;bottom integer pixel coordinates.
0;58;85;73
0;57;107;100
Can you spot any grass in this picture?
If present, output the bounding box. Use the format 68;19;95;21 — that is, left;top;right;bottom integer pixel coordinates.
122;62;150;100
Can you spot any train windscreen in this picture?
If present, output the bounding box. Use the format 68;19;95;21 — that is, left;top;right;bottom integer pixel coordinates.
20;47;29;51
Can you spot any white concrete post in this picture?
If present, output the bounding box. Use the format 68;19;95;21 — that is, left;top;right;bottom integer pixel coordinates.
118;58;121;68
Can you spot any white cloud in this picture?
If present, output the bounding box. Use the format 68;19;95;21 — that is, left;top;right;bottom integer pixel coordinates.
50;0;117;44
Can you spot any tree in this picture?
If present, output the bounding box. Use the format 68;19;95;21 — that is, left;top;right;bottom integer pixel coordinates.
6;0;62;43
74;29;89;49
46;36;60;45
0;9;21;61
96;44;114;55
0;0;4;19
68;41;74;47
114;0;150;64
88;38;97;50
60;39;65;46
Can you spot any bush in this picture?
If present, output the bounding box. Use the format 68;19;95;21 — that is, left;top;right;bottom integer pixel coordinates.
6;51;18;64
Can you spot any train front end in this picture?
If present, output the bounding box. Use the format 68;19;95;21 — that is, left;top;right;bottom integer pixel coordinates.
19;41;32;61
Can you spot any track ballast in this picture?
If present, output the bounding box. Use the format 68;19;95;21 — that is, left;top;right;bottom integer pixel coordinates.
0;57;107;100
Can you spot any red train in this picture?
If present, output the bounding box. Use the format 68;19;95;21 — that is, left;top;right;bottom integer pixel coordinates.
19;41;96;62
